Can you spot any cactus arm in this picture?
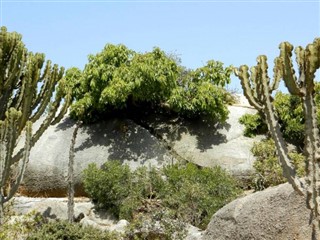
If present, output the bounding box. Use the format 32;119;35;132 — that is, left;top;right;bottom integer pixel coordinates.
279;42;302;96
31;60;52;109
258;56;305;195
11;94;64;164
0;109;21;195
51;94;71;125
236;38;320;232
270;57;282;91
2;109;21;187
30;64;63;123
235;65;263;111
4;121;32;203
0;28;72;222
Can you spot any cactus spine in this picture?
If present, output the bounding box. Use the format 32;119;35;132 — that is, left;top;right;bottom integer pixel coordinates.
235;38;320;233
0;27;71;224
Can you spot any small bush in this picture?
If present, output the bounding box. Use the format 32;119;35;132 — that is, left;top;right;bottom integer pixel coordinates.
83;161;241;230
252;138;305;190
83;161;131;217
0;210;41;240
26;220;120;240
239;113;267;137
163;163;240;229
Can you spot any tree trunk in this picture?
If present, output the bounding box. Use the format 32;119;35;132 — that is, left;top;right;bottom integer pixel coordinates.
68;121;81;223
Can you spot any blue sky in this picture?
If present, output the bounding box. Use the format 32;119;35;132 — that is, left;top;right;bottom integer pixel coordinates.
1;0;320;90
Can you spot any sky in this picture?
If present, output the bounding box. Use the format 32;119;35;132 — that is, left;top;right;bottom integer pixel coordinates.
1;0;320;91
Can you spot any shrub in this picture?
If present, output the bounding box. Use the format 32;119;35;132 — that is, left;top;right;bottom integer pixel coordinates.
82;161;131;217
163;163;240;229
83;161;241;230
252;138;305;190
238;113;267;137
26;220;120;240
69;44;233;123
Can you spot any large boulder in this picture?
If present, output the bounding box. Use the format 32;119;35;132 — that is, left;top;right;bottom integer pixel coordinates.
20;96;260;196
157;105;260;178
203;182;313;240
20;117;172;196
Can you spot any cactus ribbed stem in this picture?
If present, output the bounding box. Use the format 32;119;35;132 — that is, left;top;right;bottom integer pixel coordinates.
236;38;320;233
0;27;71;223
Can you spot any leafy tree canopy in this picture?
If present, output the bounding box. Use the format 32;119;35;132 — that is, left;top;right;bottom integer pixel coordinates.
69;44;233;123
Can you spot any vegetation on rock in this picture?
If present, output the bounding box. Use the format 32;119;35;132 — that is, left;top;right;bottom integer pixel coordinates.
251;138;305;190
240;87;320;148
69;44;233;123
83;161;241;230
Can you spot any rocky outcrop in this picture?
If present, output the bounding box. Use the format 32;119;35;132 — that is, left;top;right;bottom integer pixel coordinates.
19;117;172;196
203;182;312;240
11;196;126;233
19;97;260;196
11;196;203;238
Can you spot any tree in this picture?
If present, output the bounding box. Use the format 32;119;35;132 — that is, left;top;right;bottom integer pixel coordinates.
235;38;320;236
0;27;71;223
70;44;233;123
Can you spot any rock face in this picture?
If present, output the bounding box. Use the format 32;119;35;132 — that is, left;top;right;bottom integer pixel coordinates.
20;117;173;196
203;182;312;240
20;98;260;196
162;105;260;178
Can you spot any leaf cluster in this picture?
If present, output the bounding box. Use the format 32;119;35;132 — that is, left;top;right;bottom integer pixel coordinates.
239;87;320;148
69;44;233;122
251;138;305;191
26;220;119;240
82;161;241;230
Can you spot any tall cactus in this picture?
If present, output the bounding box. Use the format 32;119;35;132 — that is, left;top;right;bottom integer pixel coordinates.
0;27;72;224
235;38;320;234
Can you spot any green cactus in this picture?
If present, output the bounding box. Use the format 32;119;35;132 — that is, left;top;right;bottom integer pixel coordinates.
0;27;71;223
235;38;320;234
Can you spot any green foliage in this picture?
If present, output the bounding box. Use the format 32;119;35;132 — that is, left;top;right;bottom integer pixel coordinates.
0;211;41;240
252;138;305;190
124;211;187;240
239;89;320;147
0;205;119;240
163;163;240;229
83;161;241;230
273;92;305;144
239;113;267;137
26;220;120;240
83;161;131;217
168;60;232;121
70;44;233;123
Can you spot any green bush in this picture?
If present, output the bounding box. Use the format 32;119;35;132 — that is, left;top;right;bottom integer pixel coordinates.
239;89;320;148
26;220;120;240
252;138;305;190
163;163;240;229
69;44;233;123
83;161;241;230
0;211;120;240
238;113;267;137
83;161;131;217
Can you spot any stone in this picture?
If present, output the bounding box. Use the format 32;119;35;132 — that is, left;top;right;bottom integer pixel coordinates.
19;97;261;196
20;117;172;196
10;196;200;238
203;182;313;240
